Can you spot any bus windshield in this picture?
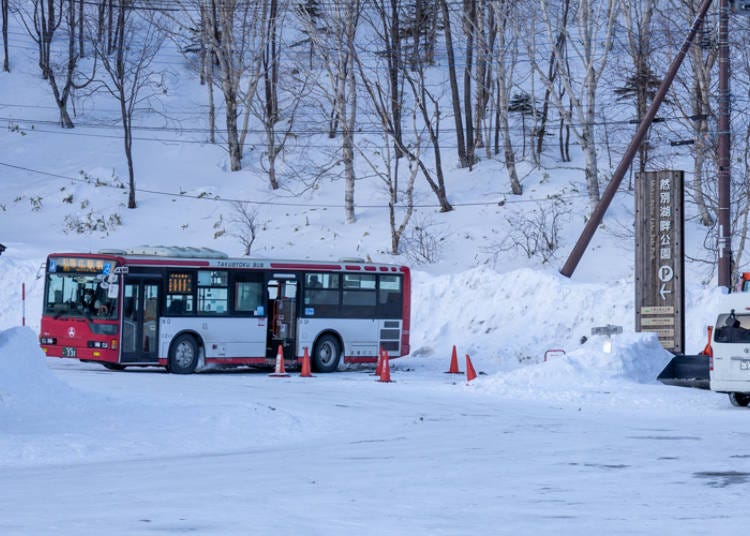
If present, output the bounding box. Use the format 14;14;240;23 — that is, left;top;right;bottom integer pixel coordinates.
44;259;119;320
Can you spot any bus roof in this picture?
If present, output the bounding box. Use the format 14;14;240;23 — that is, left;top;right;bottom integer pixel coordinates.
48;247;409;273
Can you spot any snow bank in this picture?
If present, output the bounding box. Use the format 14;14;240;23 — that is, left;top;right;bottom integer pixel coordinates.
498;332;673;387
0;326;79;409
410;266;635;370
0;326;315;468
474;332;683;407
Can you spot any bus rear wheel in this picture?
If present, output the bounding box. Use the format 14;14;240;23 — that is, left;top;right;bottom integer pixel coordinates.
169;334;199;374
729;392;750;407
313;334;341;373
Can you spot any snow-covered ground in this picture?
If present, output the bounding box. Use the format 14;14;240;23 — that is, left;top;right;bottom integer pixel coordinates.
1;325;747;535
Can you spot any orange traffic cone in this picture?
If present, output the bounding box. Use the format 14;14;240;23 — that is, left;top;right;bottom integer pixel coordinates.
300;346;314;377
269;344;290;377
378;352;393;383
373;347;384;376
465;354;477;382
446;345;462;374
702;325;713;357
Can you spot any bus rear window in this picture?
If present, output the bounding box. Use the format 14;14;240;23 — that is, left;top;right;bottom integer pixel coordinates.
715;313;750;343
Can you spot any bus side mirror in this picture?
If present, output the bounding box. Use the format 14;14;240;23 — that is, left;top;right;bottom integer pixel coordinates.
267;280;279;300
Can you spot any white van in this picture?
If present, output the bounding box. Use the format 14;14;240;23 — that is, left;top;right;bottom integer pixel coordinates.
709;295;750;406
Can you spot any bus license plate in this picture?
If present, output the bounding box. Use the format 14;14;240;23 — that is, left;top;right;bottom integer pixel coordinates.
741;360;750;371
62;346;77;358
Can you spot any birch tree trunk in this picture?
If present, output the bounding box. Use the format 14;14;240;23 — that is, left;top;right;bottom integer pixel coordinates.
440;0;468;168
529;0;622;210
491;0;521;195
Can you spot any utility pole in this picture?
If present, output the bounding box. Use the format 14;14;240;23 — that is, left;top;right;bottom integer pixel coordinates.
717;0;732;289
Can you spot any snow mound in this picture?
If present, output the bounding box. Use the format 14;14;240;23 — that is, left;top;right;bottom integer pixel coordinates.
479;332;676;405
0;327;79;409
510;332;673;385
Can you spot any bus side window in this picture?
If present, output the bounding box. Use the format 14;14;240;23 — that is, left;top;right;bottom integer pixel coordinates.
378;275;402;316
234;279;263;314
303;273;340;315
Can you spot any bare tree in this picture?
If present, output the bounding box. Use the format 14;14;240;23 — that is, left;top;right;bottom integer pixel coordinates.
462;0;477;167
302;0;360;223
489;0;522;195
662;0;716;228
356;111;419;255
494;200;570;264
401;42;452;211
249;0;309;191
339;1;360;224
615;0;658;176
230;201;259;256
439;0;469;168
400;0;438;68
528;0;622;210
171;1;268;172
367;0;405;161
529;0;570;162
16;0;88;127
89;1;166;209
359;20;452;217
2;0;9;71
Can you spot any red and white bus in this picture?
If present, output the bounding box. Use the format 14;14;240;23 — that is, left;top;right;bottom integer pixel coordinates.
39;247;410;373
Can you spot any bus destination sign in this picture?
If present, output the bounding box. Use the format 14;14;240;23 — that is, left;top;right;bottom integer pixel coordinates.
50;257;114;274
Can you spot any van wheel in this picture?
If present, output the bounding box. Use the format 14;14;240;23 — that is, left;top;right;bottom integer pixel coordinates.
729;392;750;407
168;334;199;374
313;334;341;373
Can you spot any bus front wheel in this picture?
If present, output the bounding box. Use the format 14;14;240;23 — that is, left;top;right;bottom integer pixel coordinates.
313;334;341;373
168;334;199;374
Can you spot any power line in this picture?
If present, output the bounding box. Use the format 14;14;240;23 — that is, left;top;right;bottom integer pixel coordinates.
0;159;592;209
0;107;713;138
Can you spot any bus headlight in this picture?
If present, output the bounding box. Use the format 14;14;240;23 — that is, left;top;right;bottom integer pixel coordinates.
87;341;109;349
40;337;57;345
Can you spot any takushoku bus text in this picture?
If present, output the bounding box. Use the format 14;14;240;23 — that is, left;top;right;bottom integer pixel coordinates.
39;247;411;374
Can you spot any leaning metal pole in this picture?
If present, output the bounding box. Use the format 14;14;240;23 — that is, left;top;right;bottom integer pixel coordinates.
717;0;732;289
560;0;715;278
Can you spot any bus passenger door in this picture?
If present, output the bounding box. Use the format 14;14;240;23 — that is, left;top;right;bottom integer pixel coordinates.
121;278;161;364
267;278;297;360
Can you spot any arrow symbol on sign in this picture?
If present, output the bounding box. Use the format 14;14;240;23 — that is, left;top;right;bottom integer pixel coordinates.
659;283;672;300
